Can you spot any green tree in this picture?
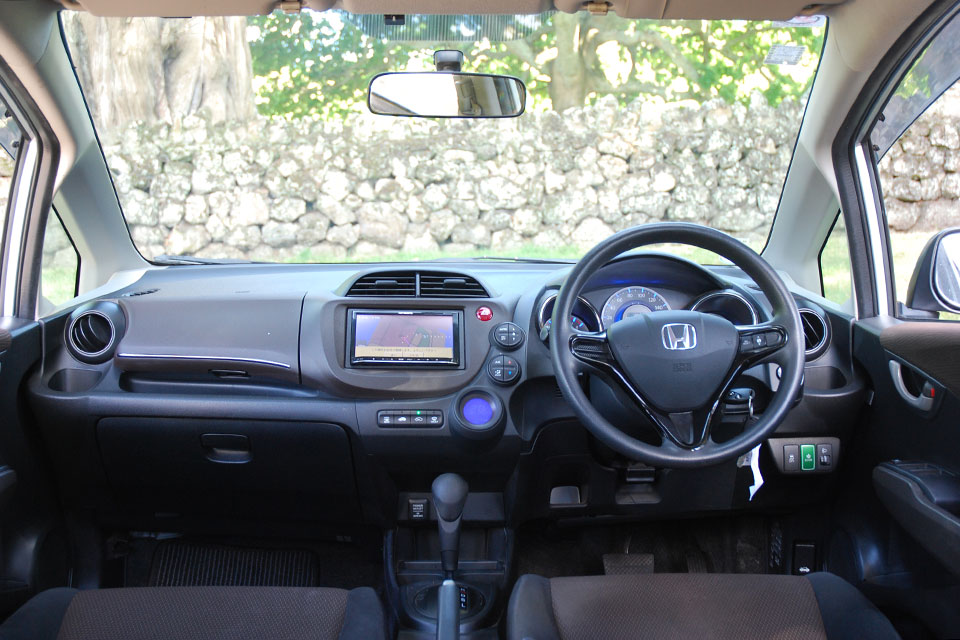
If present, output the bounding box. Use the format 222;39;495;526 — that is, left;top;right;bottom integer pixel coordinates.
248;11;823;118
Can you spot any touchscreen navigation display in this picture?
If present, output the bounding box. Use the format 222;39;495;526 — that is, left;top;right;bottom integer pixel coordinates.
349;310;461;366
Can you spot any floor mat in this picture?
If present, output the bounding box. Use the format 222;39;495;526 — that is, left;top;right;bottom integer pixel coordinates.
602;553;655;575
515;516;769;579
149;540;320;587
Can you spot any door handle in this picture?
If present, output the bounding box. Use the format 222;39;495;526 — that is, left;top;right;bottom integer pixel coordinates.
888;361;936;412
200;433;252;464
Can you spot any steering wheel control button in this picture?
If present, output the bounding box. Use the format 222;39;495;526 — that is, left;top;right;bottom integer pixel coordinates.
492;322;524;349
476;306;494;322
800;444;816;471
783;445;800;472
487;354;520;384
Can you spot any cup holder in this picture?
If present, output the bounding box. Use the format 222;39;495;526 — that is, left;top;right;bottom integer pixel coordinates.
48;368;103;393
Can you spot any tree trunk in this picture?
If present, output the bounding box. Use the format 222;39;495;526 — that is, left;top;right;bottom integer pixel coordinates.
61;13;254;128
548;12;588;112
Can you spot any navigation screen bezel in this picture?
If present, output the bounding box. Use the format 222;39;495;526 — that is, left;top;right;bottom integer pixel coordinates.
347;309;463;368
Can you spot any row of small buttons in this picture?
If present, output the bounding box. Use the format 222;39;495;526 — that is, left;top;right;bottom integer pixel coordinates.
377;410;444;427
784;443;833;472
739;330;784;353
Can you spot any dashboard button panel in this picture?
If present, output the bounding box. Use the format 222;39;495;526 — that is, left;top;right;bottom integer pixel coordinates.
492;322;524;349
377;410;444;427
487;354;520;384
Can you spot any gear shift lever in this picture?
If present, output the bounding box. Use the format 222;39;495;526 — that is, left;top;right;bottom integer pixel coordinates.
431;473;468;578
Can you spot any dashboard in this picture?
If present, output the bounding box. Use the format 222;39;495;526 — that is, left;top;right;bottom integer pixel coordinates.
28;251;861;529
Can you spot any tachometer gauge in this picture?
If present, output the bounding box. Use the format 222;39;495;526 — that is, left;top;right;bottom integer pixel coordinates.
601;286;670;328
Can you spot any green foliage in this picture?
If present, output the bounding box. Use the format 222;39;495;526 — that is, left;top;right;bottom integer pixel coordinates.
248;11;824;118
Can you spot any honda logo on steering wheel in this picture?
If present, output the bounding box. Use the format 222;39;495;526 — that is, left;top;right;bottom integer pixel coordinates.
661;323;697;351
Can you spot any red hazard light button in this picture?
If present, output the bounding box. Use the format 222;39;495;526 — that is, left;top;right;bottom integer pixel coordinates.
476;306;493;322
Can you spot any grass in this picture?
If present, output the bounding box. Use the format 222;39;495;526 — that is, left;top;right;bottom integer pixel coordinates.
40;265;78;307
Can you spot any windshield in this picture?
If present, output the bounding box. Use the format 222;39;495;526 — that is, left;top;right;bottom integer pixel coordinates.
61;12;824;263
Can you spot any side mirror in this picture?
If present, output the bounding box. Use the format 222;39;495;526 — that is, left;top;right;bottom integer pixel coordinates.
906;228;960;314
367;72;526;118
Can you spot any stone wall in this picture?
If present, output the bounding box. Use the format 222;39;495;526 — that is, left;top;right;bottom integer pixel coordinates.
58;91;960;262
879;88;960;232
105;93;803;262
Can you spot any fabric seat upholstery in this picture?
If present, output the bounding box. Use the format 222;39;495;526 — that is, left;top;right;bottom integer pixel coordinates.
0;585;385;640
507;572;900;640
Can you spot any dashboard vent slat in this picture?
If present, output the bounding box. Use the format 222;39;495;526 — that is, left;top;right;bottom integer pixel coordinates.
346;271;488;298
346;273;417;297
419;273;488;298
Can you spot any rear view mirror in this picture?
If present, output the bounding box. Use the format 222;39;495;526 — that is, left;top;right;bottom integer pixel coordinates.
368;72;526;118
906;228;960;314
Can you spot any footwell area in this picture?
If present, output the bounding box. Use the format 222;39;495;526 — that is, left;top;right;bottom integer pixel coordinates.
514;516;771;578
149;541;320;587
114;535;383;592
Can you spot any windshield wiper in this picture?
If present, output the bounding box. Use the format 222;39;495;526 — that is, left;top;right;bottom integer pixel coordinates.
152;254;255;265
431;256;576;264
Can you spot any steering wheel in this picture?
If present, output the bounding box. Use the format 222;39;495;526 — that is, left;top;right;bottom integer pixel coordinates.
550;223;804;468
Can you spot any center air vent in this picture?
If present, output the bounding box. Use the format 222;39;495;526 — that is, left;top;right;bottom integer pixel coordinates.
799;308;829;359
346;272;488;298
419;273;487;298
65;301;126;364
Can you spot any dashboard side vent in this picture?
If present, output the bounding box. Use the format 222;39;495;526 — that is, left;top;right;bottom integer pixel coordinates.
65;301;126;364
799;308;829;358
419;273;488;298
346;272;417;297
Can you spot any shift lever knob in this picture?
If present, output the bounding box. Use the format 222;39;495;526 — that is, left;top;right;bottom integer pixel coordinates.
432;473;468;577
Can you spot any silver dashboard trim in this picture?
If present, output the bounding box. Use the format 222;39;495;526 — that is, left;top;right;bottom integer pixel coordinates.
537;292;602;332
115;353;292;369
690;290;759;325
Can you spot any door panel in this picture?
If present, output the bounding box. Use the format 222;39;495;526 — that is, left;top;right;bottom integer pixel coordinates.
834;317;960;637
0;318;68;615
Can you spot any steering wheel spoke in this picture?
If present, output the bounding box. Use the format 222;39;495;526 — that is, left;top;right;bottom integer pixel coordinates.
569;331;615;370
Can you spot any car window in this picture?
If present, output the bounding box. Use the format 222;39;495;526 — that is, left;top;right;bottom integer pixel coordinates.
870;12;960;320
819;212;852;305
60;12;825;265
0;96;22;246
38;209;79;313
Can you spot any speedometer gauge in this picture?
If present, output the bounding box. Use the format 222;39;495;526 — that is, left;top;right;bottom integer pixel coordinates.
601;286;670;328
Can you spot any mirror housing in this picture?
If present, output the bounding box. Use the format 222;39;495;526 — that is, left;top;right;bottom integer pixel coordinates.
367;71;526;118
906;228;960;314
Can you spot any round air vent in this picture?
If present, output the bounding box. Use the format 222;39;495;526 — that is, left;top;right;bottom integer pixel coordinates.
799;308;829;359
65;301;126;364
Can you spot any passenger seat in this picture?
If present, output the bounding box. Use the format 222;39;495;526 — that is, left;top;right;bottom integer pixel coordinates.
0;585;385;640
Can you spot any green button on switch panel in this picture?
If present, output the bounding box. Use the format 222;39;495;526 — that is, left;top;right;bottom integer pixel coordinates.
800;444;816;471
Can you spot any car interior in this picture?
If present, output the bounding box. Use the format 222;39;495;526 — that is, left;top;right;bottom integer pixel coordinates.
0;0;959;638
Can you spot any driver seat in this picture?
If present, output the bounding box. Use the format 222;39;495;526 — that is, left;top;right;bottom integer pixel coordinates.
506;572;900;640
